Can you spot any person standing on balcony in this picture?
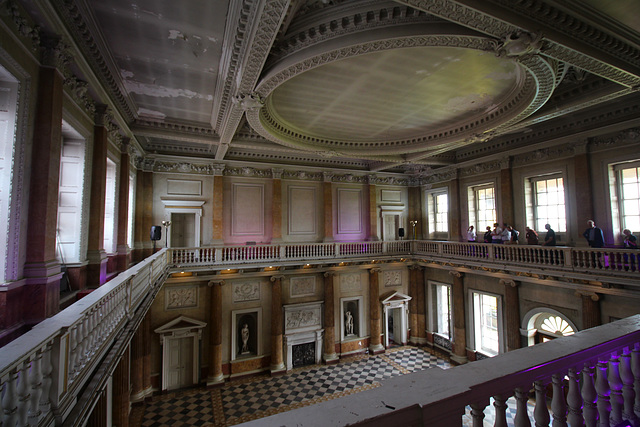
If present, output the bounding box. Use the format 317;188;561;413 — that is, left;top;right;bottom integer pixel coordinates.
542;224;556;246
484;226;492;243
623;229;638;249
583;220;605;248
466;225;476;242
492;223;502;243
501;223;512;243
525;227;539;245
507;225;519;244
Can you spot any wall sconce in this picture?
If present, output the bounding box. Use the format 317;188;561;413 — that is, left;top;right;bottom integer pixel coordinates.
161;220;172;247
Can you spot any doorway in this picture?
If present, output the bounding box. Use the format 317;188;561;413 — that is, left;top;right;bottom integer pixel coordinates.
171;212;196;247
383;214;400;241
167;336;194;390
386;307;404;347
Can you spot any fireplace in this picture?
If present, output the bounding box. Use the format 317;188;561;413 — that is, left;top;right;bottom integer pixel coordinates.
283;302;324;371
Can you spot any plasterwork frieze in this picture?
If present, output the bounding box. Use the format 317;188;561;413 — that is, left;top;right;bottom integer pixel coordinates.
282;170;323;181
154;161;214;175
284;307;321;331
290;276;316;298
383;270;402;287
340;273;361;293
225;166;272;178
233;282;260;303
591;128;640;148
64;76;96;117
165;286;198;310
0;0;40;50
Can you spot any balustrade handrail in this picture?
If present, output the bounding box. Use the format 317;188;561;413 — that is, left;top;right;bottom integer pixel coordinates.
167;241;640;278
0;249;168;426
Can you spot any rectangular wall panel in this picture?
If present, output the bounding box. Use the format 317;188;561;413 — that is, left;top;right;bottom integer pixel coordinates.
167;179;202;196
381;189;402;202
288;186;316;235
232;183;264;236
337;188;362;234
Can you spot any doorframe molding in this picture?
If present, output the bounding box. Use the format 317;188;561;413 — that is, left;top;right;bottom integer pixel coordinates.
161;199;205;247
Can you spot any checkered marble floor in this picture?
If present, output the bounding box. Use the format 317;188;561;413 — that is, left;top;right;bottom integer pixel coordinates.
130;347;464;427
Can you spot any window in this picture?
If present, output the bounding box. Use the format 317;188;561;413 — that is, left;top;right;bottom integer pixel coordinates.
103;158;117;254
426;190;449;236
472;291;501;356
127;173;136;249
429;282;452;340
468;184;496;232
527;175;566;233
613;162;640;233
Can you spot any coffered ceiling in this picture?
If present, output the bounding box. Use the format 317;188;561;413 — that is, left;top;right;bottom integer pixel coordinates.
33;0;640;173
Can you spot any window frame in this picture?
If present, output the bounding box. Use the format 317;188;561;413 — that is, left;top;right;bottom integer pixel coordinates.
469;290;504;357
425;188;449;238
428;281;452;341
612;160;640;235
526;173;567;235
468;183;496;233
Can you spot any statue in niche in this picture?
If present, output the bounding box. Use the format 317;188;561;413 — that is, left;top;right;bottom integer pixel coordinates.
345;311;354;336
241;323;250;354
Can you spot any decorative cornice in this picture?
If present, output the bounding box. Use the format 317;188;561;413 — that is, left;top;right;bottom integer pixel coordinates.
0;0;40;50
64;75;96;117
225;166;272;179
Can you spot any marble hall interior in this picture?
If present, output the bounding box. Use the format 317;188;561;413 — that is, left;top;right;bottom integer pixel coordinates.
1;0;640;426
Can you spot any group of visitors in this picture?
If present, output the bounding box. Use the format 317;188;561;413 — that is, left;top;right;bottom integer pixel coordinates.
466;223;520;244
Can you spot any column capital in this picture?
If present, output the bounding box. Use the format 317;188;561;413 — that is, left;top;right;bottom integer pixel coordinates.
271;168;283;179
449;270;464;279
409;264;423;271
575;290;600;301
369;267;382;274
40;35;71;71
323;171;334;182
499;278;518;288
270;274;285;282
207;279;225;287
323;271;336;278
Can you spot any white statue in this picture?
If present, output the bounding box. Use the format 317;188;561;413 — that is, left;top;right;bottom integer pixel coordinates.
345;311;354;335
241;323;250;353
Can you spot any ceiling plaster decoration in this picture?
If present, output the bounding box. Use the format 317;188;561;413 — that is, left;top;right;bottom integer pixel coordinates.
0;0;40;50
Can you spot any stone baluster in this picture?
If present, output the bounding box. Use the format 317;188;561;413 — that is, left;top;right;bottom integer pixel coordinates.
582;363;598;427
633;344;640;417
85;310;95;359
470;399;488;427
28;352;44;424
619;349;638;425
78;320;88;370
493;394;510;427
2;368;19;425
40;342;53;416
551;372;567;426
17;360;30;425
534;380;550;427
514;386;531;427
595;359;611;427
608;353;623;426
68;326;78;378
566;367;584;426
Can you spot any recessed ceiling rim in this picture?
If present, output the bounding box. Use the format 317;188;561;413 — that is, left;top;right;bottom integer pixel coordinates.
246;35;549;155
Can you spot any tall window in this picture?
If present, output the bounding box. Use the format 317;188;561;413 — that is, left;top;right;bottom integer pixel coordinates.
528;175;566;233
0;76;19;284
103;158;117;254
468;184;496;232
472;291;501;356
614;162;640;233
127;173;135;249
430;282;452;340
426;190;449;236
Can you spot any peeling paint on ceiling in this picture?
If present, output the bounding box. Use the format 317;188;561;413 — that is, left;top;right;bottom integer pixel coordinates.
123;79;213;101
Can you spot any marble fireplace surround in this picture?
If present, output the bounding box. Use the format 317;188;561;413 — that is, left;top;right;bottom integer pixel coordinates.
283;302;324;371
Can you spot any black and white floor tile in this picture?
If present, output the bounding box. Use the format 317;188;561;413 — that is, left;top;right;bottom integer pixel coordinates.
131;347;532;427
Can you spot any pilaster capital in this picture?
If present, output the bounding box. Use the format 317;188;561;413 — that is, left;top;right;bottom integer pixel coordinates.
119;137;131;154
323;171;334;182
369;267;382;274
272;168;283;179
270;275;285;283
409;264;423;271
499;156;511;170
207;279;225;287
323;271;335;278
40;35;71;71
212;163;225;176
572;139;590;155
575;290;600;301
499;278;518;288
94;104;113;127
449;270;464;279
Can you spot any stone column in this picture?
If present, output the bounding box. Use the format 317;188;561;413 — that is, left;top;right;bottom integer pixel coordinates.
500;157;514;227
416;266;427;344
23;37;66;322
449;177;462;241
323;172;334;242
408;267;419;345
408;186;423;239
130;322;145;402
133;167;153;262
450;271;468;364
116;138;131;271
367;176;378;241
369;268;384;354
212;165;225;244
272;168;282;243
500;279;521;352
270;275;285;374
86;105;110;287
576;290;602;329
207;279;225;385
574;141;594;237
142;314;152;396
112;345;130;427
323;272;339;363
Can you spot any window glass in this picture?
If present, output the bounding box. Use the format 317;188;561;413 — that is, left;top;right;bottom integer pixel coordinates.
473;292;499;356
532;176;566;232
431;283;452;339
